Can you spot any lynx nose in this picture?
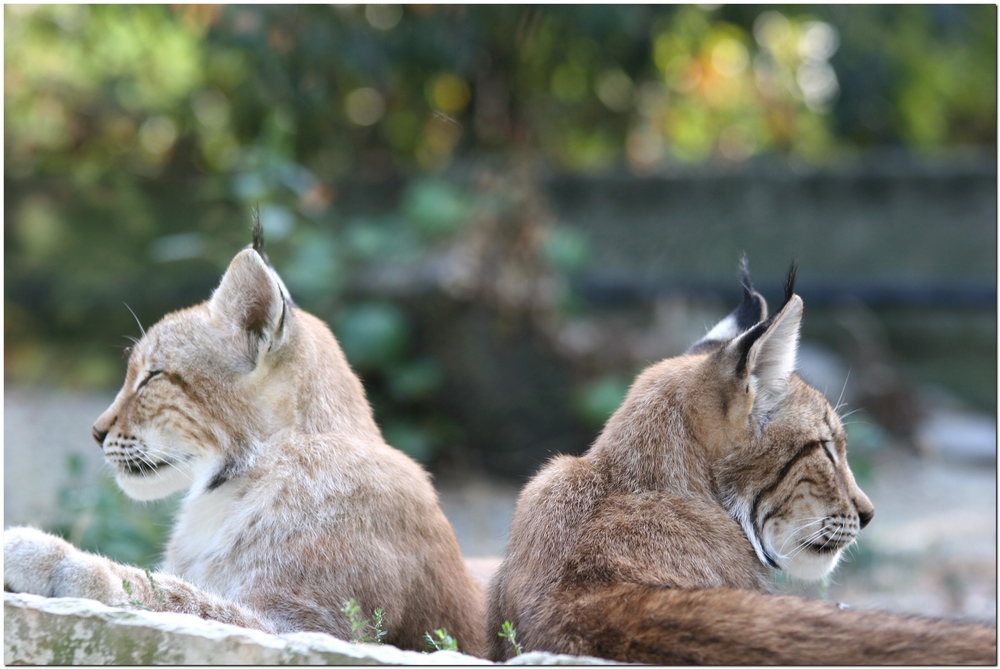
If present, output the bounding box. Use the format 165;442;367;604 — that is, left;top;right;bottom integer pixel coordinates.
858;507;874;530
92;425;108;448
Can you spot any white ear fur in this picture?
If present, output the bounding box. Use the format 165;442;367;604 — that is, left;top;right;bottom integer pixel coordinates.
209;249;288;356
687;256;768;355
741;295;803;417
701;311;744;343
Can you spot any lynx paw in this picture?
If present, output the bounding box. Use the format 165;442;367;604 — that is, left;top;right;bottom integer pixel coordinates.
4;526;121;603
4;526;73;596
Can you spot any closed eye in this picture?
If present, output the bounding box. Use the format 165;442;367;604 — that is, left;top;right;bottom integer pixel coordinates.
821;441;837;465
137;370;163;391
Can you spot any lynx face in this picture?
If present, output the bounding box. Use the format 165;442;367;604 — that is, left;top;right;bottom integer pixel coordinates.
689;259;873;582
94;313;230;500
93;249;292;501
715;378;874;581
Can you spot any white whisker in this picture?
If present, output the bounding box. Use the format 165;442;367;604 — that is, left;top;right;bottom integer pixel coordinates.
778;523;829;558
835;367;851;415
839;408;864;421
124;303;146;338
774;518;826;546
115;440;196;485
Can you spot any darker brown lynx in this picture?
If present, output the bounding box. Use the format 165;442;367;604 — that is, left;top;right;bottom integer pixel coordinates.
487;258;995;664
5;226;485;656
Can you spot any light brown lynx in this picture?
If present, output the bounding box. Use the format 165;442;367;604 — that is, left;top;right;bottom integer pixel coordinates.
487;259;995;664
4;227;485;656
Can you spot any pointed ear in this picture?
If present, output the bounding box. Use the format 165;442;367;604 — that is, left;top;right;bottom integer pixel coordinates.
731;293;803;419
209;249;288;360
687;255;768;354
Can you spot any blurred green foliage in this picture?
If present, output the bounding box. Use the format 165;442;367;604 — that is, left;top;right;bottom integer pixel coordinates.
6;5;994;180
575;375;633;428
5;5;996;469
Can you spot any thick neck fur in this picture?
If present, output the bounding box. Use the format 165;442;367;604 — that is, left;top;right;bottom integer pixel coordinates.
272;308;380;440
586;356;713;499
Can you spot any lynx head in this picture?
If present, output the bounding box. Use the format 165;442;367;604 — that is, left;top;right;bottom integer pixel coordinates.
684;257;873;581
92;230;340;501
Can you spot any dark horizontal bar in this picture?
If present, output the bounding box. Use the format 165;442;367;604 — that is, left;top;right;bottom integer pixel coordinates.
575;274;997;310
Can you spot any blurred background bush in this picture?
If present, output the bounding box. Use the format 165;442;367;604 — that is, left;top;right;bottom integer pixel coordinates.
4;6;996;582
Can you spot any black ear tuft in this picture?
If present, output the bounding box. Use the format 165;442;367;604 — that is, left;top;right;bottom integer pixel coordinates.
734;260;797;377
248;207;297;309
734;253;765;332
782;261;798;307
251;205;269;264
685;254;769;355
738;252;753;295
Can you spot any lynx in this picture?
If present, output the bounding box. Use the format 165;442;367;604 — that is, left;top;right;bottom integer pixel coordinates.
4;226;485;656
487;258;995;664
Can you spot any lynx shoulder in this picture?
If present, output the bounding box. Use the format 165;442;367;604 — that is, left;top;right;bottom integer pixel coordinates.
487;258;995;664
5;230;485;656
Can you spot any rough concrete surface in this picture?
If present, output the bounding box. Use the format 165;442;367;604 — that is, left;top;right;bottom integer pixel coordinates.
4;592;620;665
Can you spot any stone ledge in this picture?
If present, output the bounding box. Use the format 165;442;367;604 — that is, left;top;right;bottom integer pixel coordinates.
4;592;618;665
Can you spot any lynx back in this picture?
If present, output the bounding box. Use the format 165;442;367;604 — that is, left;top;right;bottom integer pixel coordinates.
487;258;995;665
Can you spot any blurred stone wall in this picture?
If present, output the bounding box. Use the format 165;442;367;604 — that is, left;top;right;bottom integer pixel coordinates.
546;158;996;286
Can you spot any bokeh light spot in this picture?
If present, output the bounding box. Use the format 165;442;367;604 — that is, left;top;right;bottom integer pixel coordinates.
345;87;386;126
365;4;403;31
595;69;634;113
754;11;792;53
711;37;748;78
138;116;178;155
799;21;839;62
429;74;471;115
797;62;839;112
192;89;230;129
625;124;664;174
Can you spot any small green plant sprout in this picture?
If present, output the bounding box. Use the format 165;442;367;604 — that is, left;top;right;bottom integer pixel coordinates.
499;620;523;656
145;568;165;604
341;598;388;644
424;628;458;652
121;578;149;611
121;578;135;601
370;607;387;643
122;570;165;611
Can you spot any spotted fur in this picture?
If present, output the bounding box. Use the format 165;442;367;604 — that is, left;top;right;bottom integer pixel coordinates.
5;234;485;656
487;259;995;664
